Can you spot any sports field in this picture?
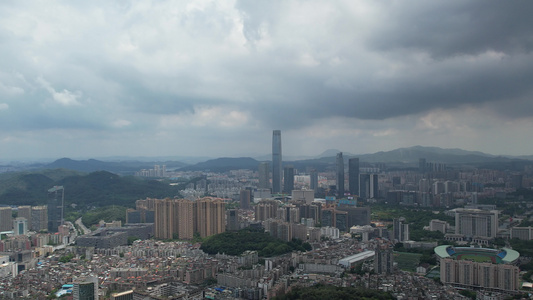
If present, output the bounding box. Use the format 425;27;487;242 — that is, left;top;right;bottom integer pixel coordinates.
455;253;494;263
451;249;502;264
434;245;519;265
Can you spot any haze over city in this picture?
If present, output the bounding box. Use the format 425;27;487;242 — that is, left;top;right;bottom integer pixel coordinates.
1;1;532;160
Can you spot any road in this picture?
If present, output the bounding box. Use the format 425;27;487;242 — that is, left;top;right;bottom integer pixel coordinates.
75;217;91;235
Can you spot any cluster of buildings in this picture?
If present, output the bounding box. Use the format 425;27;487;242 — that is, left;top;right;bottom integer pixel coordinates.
0;240;212;299
0;186;65;235
134;164;167;178
127;197;226;240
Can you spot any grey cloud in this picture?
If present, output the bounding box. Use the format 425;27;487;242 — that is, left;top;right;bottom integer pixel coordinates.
368;1;533;57
0;1;532;158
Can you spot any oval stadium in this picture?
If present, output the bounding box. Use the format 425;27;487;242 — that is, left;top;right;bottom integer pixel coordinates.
434;245;519;264
434;245;520;293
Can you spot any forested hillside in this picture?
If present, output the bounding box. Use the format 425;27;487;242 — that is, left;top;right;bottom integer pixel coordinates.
0;169;187;207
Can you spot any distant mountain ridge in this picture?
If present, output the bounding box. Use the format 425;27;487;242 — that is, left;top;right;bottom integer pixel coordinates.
44;158;188;174
180;157;260;172
8;146;531;174
354;145;499;164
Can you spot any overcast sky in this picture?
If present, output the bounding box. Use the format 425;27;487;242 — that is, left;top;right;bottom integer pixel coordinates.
1;1;532;161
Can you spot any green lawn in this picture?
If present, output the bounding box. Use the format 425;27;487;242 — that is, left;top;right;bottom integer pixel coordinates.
457;254;492;263
394;252;422;272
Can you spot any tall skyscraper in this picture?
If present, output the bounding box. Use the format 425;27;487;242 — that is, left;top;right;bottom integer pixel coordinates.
359;174;370;199
310;169;318;192
370;174;378;199
272;130;282;194
283;165;294;194
47;186;64;233
258;162;270;190
336;152;344;197
240;189;251;210
348;158;359;196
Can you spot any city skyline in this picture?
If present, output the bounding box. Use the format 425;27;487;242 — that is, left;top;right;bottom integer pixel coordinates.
0;1;532;160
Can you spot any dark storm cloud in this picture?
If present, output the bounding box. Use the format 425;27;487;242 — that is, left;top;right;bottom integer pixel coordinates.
368;1;533;57
231;0;533;129
242;52;533;129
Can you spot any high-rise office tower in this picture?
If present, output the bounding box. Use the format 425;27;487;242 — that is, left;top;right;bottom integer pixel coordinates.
283;165;294;194
47;186;64;233
370;174;378;199
336;152;344;197
258;162;270;190
348;158;359;196
359;174;379;199
272;130;282;194
240;189;251;210
393;217;409;242
310;169;318;192
0;207;12;231
31;206;48;232
359;174;370;199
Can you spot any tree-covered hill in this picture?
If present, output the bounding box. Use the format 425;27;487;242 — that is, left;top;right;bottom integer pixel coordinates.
200;228;311;257
0;169;187;207
45;157;188;174
0;169;80;206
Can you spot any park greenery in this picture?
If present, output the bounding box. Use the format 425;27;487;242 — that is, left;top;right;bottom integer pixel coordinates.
459;289;476;300
371;204;453;242
58;253;74;263
65;205;128;228
272;284;393;300
200;228;311;257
